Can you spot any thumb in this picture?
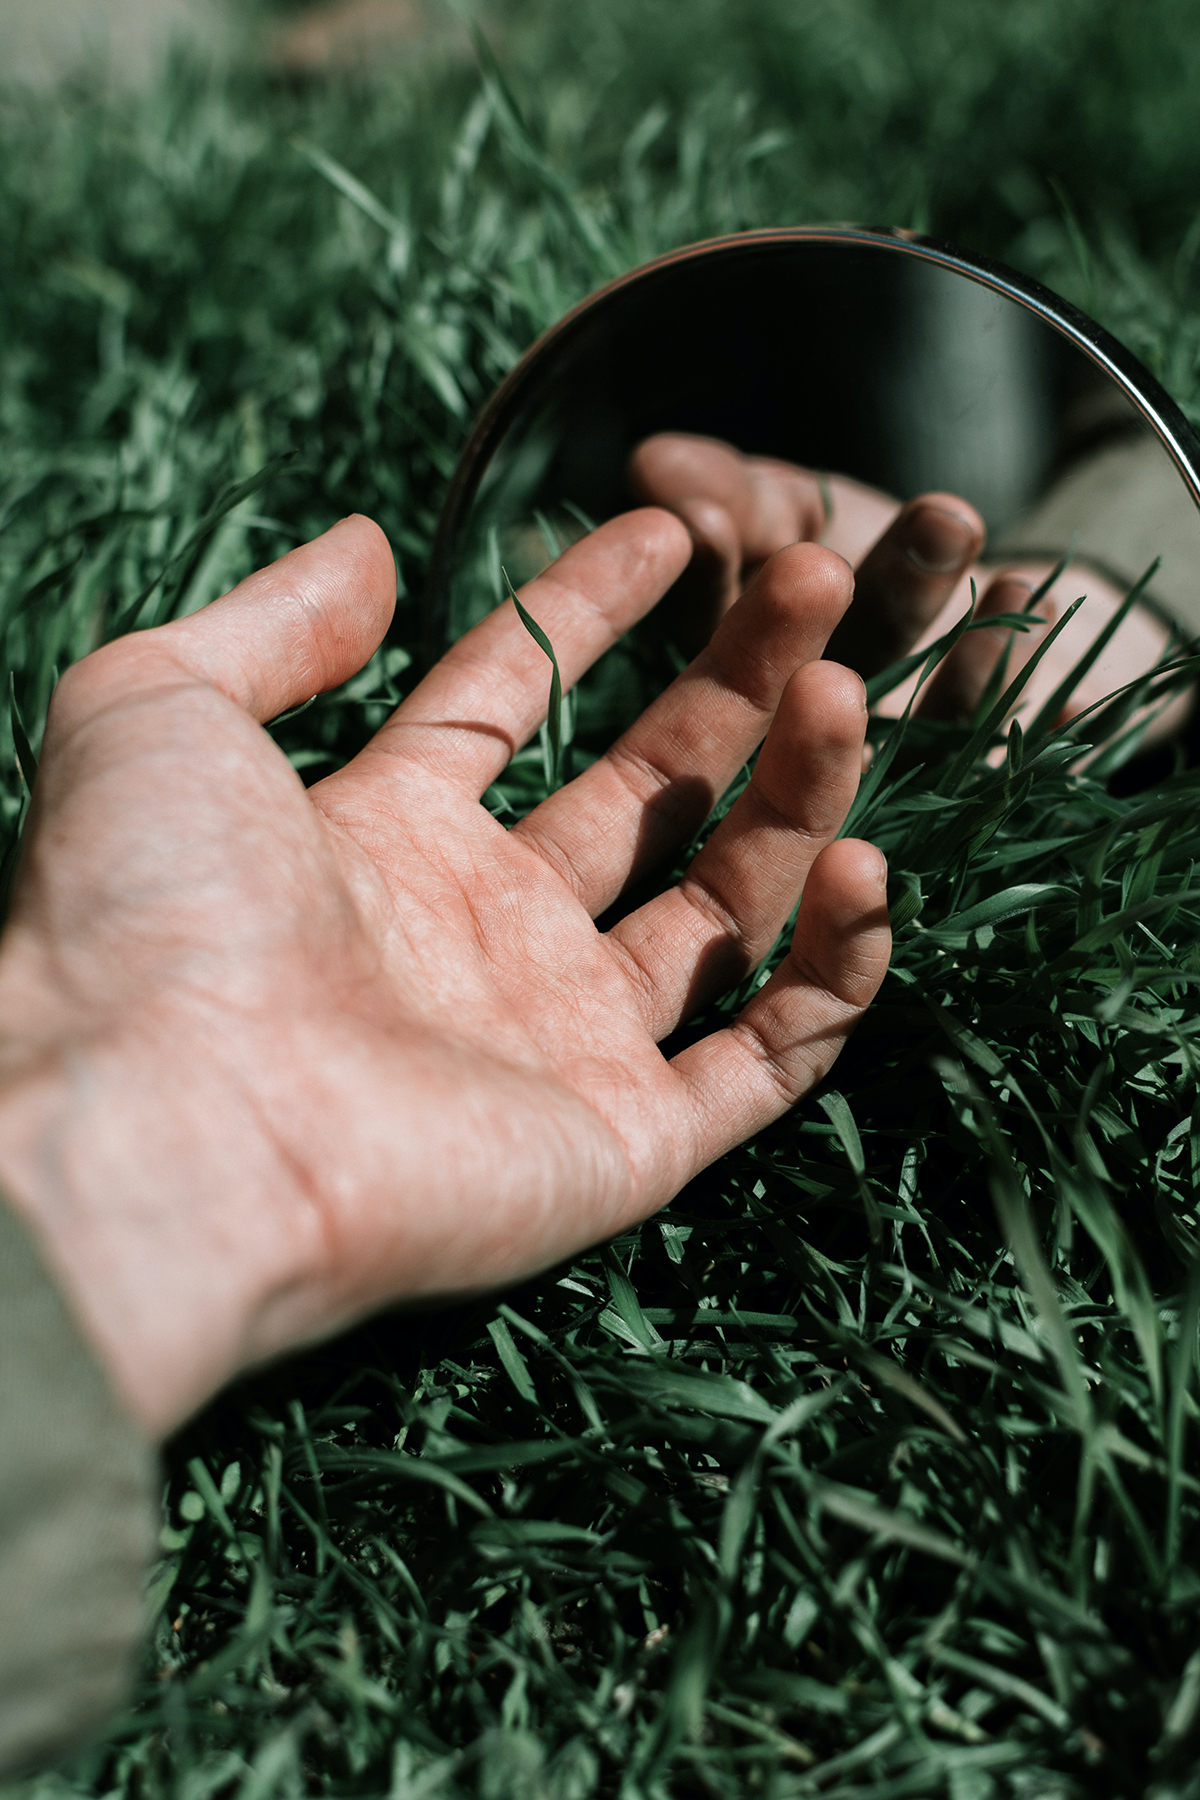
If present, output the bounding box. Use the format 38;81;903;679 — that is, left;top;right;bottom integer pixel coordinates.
151;515;397;722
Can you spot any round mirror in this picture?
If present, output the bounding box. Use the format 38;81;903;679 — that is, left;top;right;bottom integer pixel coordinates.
430;227;1200;667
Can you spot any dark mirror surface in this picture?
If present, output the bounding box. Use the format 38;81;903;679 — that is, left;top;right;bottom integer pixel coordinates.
433;230;1200;655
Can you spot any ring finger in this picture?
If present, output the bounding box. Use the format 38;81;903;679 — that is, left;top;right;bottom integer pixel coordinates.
606;659;867;1041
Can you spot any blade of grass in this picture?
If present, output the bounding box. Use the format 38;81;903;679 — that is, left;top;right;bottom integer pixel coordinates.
504;566;566;791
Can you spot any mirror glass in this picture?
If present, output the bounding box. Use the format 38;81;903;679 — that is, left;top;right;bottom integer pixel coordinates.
431;229;1200;658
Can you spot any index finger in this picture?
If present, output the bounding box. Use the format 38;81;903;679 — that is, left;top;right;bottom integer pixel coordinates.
328;509;692;800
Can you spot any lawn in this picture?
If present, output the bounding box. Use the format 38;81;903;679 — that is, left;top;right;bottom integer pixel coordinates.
4;3;1200;1795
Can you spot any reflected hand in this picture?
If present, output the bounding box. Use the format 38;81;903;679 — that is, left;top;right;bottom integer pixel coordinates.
0;512;889;1437
630;432;1186;741
630;430;986;666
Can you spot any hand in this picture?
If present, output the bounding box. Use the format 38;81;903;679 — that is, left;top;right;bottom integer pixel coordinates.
890;560;1190;744
0;512;889;1437
630;432;1187;742
629;431;986;666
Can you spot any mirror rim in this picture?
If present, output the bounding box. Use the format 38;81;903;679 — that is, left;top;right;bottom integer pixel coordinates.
429;224;1200;645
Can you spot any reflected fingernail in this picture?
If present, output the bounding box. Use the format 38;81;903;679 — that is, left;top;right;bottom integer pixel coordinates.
904;505;977;575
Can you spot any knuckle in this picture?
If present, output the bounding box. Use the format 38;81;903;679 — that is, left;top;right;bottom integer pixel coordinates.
677;869;746;952
608;933;661;1016
49;638;183;731
730;1017;809;1107
48;645;125;722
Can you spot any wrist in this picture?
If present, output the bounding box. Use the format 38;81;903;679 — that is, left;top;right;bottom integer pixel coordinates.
0;998;326;1438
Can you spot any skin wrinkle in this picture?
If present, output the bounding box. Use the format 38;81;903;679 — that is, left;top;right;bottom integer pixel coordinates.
726;1013;812;1109
672;866;756;968
30;816;334;996
235;1061;355;1325
788;930;885;1013
98;983;608;1372
601;930;666;1028
714;552;851;679
17;759;376;1033
43;665;203;782
394;513;692;763
295;1045;635;1306
46;678;280;814
615;834;826;1043
369;849;568;1070
549;1052;690;1211
757;941;868;1052
527;683;868;1041
361;558;644;792
598;674;756;812
622;692;865;993
209;587;325;716
516;736;714;915
723;778;827;855
307;805;409;950
703;790;849;897
488;923;637;1062
602;735;713;835
509;811;583;899
704;637;799;722
665;673;774;763
356;716;521;789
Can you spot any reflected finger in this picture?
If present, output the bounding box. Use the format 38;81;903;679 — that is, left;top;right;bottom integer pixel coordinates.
655;496;742;655
629;432;826;564
917;573;1038;722
825;492;985;678
921;561;1188;745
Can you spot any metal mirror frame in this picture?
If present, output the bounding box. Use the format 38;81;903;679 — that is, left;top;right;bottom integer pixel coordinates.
429;225;1200;656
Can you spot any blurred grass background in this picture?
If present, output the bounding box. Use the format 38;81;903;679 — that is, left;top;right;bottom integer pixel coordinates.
6;2;1200;1796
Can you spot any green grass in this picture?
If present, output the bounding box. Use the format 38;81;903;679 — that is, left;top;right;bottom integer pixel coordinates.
6;3;1200;1795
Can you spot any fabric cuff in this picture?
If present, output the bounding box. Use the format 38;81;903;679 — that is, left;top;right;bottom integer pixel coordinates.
0;1200;157;1778
992;433;1200;638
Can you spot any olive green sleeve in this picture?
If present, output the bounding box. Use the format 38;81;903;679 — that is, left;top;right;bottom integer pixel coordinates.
0;1201;158;1778
993;433;1200;637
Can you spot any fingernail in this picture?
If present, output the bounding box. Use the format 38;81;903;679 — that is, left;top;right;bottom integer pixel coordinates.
903;504;977;575
876;852;889;887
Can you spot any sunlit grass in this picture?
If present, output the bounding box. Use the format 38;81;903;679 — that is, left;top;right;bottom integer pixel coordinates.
5;5;1200;1795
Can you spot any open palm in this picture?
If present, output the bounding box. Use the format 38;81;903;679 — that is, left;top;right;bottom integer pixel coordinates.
0;512;888;1434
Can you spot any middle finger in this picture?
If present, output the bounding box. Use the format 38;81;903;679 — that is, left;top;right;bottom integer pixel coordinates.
513;542;853;918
